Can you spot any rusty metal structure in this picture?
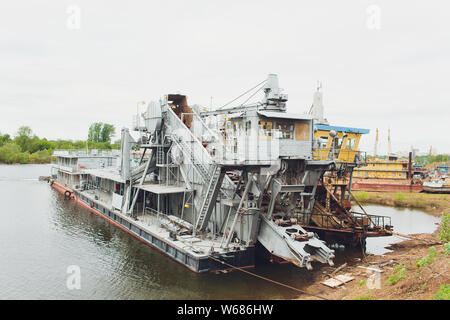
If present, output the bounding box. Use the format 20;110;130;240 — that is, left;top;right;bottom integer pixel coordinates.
306;86;393;247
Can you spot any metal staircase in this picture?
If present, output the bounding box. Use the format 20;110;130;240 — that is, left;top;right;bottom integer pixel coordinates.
156;146;165;166
165;108;235;196
131;161;152;180
163;107;241;234
194;165;225;232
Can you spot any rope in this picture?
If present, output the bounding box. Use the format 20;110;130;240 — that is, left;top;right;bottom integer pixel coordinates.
207;254;329;300
389;231;441;245
217;79;267;110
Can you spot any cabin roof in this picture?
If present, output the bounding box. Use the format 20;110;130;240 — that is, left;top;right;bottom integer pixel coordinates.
85;168;125;183
315;124;370;134
135;183;187;194
257;111;312;120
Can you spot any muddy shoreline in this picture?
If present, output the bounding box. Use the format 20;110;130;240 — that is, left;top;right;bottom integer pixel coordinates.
297;231;448;300
295;193;449;300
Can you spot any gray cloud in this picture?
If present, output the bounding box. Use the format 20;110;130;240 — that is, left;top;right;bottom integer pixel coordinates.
0;0;448;155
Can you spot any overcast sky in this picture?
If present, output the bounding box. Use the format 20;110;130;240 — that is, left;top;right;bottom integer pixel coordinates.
1;1;449;155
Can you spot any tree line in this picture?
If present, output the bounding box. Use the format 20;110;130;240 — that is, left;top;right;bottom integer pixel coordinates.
0;123;120;164
414;154;449;167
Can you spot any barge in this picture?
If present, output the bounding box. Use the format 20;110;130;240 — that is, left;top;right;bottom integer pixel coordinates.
49;74;393;273
423;177;450;193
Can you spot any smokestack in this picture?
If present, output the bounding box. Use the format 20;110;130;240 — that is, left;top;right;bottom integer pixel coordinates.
373;128;379;158
309;82;328;124
387;128;392;156
408;151;412;180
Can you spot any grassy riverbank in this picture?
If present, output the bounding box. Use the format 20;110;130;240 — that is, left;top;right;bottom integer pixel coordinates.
353;191;450;217
299;215;449;300
300;232;449;300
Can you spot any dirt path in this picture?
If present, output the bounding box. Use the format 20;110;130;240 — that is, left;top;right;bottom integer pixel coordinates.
297;232;449;300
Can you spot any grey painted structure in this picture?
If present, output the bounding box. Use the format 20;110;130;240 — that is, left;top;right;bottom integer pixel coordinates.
52;74;341;272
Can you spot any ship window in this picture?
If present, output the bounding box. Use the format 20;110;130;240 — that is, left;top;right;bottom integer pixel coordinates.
114;183;124;196
334;137;343;150
318;136;329;148
275;121;294;139
176;251;185;262
245;121;251;135
258;121;273;137
346;138;356;150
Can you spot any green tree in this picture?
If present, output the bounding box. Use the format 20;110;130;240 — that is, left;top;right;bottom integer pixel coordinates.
88;122;115;143
88;122;102;143
0;143;21;163
0;126;120;164
0;133;11;147
100;124;115;143
17;126;32;138
14;126;33;152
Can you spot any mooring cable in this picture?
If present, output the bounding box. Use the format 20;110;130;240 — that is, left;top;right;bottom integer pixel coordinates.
207;254;329;300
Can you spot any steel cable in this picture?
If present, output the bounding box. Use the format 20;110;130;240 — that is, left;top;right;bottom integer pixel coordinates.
208;254;329;300
217;79;267;110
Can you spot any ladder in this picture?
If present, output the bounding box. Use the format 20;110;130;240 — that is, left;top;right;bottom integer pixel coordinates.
194;165;225;232
165;107;235;196
172;138;232;199
156;146;165;166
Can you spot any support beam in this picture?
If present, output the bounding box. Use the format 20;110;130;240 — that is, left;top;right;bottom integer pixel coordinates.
128;152;155;216
223;173;254;248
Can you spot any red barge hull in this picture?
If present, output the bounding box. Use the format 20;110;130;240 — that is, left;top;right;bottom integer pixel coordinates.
352;179;423;193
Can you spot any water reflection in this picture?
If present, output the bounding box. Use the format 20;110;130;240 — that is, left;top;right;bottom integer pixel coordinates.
0;165;441;299
363;205;441;255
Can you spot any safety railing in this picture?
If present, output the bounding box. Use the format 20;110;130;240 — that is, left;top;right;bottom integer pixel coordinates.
352;212;392;230
164;107;236;196
297;213;345;229
219;126;282;162
298;212;391;231
53;149;120;157
312;148;367;164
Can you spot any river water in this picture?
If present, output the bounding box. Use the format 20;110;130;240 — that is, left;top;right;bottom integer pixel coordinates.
0;165;441;299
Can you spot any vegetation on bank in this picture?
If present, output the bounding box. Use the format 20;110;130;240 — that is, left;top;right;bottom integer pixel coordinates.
353;191;450;217
416;247;437;270
389;263;406;285
0;124;120;164
302;231;449;300
414;154;449;167
439;214;450;242
433;284;450;300
374;154;448;166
